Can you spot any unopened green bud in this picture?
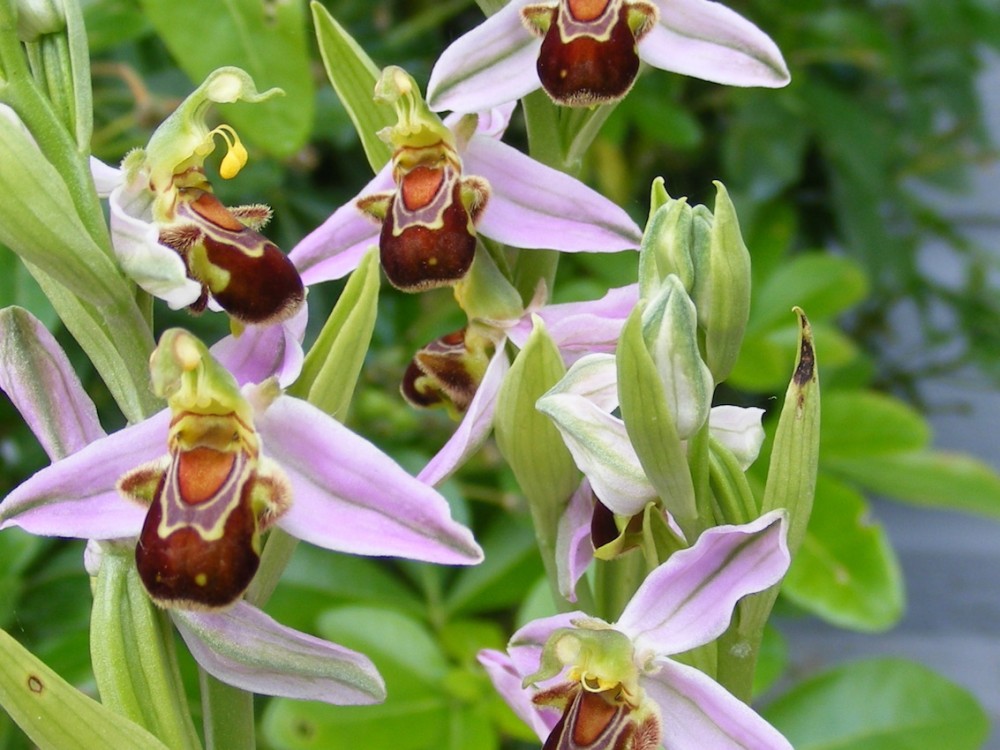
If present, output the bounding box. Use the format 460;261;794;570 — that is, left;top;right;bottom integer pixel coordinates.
15;0;65;41
641;275;713;439
638;195;695;302
690;182;751;384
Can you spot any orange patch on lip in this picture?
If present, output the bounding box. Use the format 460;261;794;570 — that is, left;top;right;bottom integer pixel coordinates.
189;191;246;232
177;447;236;505
567;0;611;22
400;166;445;211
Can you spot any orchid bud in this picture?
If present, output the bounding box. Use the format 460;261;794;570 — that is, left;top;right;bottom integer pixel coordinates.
638;190;695;302
690;182;752;383
521;0;659;107
640;275;713;439
15;0;65;40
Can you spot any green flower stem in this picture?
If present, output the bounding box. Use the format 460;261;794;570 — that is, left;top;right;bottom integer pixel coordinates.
199;670;255;750
593;551;644;623
91;550;202;750
687;422;713;529
245;528;300;609
708;436;758;525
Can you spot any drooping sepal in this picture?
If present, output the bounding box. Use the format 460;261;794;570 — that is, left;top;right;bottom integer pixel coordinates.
528;0;658;106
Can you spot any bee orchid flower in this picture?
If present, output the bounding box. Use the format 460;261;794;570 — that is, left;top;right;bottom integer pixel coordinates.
0;317;482;700
104;67;304;327
478;511;793;749
288;71;643;290
427;0;790;113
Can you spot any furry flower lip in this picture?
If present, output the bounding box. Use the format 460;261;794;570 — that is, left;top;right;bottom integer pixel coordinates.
427;0;790;113
104;67;304;326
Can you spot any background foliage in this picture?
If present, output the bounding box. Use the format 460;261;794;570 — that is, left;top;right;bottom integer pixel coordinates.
2;0;1000;748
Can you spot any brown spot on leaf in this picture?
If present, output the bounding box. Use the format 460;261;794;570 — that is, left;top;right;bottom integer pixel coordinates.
794;335;815;388
27;675;43;693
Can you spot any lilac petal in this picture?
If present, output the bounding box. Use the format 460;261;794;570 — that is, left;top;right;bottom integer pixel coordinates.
90;157;122;197
555;479;596;602
259;396;483;565
211;305;308;388
507;611;586;681
640;0;790;88
0;412;168;538
541;285;638;363
173;601;385;705
289;168;390;287
0;308;105;460
478;649;558;740
109;182;202;309
708;405;765;470
426;0;540;113
616;511;789;656
417;347;509;487
536;388;655;517
464;137;642;252
643;658;792;749
443;101;518;142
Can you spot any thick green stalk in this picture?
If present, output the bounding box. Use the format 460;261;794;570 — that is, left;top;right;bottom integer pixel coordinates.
199;671;255;750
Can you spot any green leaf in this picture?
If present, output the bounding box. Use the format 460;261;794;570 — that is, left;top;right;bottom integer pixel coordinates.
444;514;542;617
311;2;394;172
138;0;314;156
826;450;1000;517
782;474;904;631
261;605;453;750
0;628;170;750
765;658;989;750
264;546;426;633
292;248;380;420
0;530;44;631
821;390;930;459
748;254;869;335
616;306;698;533
0;252;58;329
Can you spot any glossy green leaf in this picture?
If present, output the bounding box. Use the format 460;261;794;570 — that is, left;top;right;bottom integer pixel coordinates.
821;390;930;459
444;514;542;617
262;605;451;750
826;449;1000;517
293;249;380;420
748;254;869;335
264;545;426;633
0;628;170;750
311;2;393;172
765;658;989;750
138;0;313;156
782;474;903;631
616;306;698;533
